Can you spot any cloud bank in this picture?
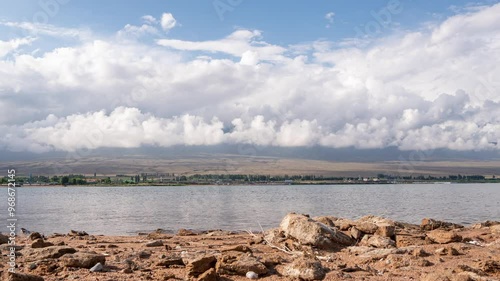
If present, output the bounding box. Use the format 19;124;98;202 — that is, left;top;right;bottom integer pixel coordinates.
0;4;499;153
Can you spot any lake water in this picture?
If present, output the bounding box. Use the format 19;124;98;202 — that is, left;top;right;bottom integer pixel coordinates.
2;183;499;235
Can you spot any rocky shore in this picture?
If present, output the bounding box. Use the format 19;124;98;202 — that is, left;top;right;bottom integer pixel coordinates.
1;214;499;281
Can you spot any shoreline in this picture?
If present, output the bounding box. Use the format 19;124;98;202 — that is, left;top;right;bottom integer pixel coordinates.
2;181;500;188
2;214;499;281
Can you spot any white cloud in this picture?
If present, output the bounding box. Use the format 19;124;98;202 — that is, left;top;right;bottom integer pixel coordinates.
0;21;91;40
0;3;500;152
117;24;158;38
142;15;158;24
0;37;36;57
157;29;286;61
161;13;177;31
325;12;335;28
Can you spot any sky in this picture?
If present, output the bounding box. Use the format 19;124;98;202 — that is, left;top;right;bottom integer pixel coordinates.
0;0;499;154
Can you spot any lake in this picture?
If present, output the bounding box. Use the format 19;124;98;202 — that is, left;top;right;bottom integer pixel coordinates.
2;183;499;235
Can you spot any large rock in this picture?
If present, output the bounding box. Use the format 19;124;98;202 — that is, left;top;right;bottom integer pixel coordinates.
22;246;76;261
61;252;106;268
6;272;44;281
216;253;268;276
279;213;354;250
421;218;463;231
280;257;325;280
181;252;217;277
426;230;462;244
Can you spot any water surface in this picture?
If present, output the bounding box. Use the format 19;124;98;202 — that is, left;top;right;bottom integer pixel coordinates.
2;183;499;235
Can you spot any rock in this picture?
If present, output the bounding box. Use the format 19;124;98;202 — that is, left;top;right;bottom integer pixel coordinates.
279;213;355;250
491;224;500;233
413;247;428;257
177;228;197;236
145;240;163;247
6;272;45;281
281;257;325;280
183;253;217;277
355;222;378;234
246;271;259;279
476;260;500;273
22;246;77;261
427;230;462;244
222;245;252;253
263;228;285;245
28;232;42;241
350;227;364;240
216;253;268;276
197;268;218;281
156;254;184;267
435;246;460;256
421;218;463;231
360;235;395;248
313;216;338;227
122;268;133;274
31;239;54;249
138;250;151;259
90;262;104;272
376;223;396;238
61;252;106;268
0;233;9;244
69;230;89;236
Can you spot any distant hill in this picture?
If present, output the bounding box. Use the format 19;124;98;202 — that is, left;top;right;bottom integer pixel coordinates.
0;146;499;177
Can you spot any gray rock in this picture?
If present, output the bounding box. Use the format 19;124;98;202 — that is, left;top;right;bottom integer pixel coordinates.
90;262;104;272
279;213;354;250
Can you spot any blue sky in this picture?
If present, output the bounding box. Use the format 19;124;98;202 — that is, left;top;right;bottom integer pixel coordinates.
0;1;499;153
2;0;495;44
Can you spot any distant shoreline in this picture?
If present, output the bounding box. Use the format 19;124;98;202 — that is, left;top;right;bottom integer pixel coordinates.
2;181;500;188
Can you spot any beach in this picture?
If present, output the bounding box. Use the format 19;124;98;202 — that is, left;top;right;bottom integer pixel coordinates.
2;214;499;281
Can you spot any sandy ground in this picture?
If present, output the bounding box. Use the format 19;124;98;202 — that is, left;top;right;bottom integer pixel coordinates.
1;217;499;281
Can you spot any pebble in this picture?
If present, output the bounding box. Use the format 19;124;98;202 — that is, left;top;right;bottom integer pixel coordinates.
246;271;259;279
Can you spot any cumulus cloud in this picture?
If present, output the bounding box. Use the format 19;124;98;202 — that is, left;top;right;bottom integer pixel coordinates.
142;15;158;24
0;37;35;57
0;4;500;152
160;13;177;31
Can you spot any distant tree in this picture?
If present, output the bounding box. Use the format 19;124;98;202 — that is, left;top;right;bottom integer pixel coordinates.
61;176;70;185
